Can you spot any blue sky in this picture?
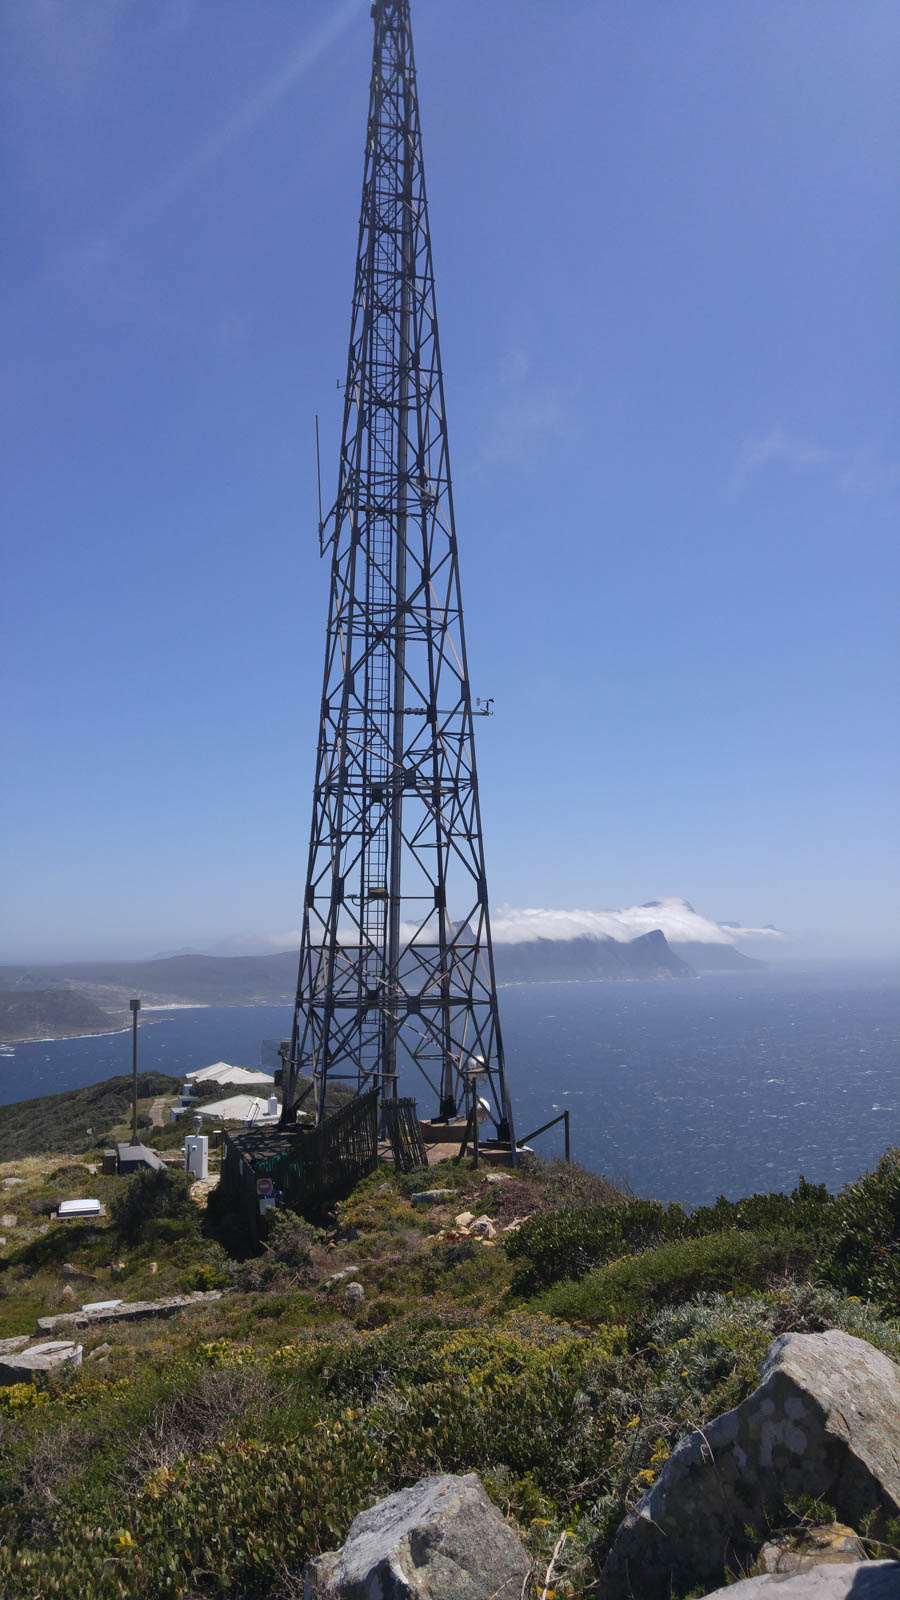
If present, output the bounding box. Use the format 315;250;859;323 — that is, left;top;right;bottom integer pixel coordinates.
2;0;898;962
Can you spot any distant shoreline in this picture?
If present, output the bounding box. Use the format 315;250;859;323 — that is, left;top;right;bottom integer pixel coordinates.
0;1023;130;1047
1;1004;215;1047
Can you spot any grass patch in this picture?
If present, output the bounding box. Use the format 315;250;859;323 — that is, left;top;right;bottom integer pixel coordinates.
537;1229;816;1328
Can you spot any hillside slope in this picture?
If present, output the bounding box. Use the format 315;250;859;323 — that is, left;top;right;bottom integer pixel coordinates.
0;989;124;1043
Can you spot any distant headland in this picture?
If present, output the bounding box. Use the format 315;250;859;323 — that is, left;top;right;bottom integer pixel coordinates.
0;897;767;1042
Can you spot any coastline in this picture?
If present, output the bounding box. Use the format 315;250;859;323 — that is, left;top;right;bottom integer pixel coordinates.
0;1003;213;1047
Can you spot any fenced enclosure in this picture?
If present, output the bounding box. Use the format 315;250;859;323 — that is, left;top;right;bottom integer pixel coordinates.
222;1090;380;1237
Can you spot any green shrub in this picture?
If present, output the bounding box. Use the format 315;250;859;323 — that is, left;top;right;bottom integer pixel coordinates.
109;1167;199;1244
506;1199;687;1294
267;1211;318;1276
506;1182;836;1296
823;1149;900;1311
537;1229;816;1327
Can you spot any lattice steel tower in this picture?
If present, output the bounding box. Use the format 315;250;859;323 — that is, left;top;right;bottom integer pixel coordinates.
281;0;514;1148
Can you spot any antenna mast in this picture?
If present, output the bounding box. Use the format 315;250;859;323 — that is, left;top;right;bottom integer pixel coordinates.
283;0;515;1150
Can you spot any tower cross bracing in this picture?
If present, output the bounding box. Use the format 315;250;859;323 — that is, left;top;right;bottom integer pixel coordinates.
282;0;514;1148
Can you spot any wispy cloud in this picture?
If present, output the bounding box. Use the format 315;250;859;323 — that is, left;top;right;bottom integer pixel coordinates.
34;0;365;324
732;429;899;500
477;346;570;467
102;0;365;244
734;429;832;487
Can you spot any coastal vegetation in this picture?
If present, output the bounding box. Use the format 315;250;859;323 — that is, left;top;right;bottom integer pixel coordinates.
0;1080;897;1598
0;1073;180;1161
0;988;124;1043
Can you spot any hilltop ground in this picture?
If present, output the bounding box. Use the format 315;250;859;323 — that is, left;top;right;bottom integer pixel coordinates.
0;1080;898;1599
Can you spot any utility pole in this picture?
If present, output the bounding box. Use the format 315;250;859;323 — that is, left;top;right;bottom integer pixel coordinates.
129;997;141;1145
281;0;515;1153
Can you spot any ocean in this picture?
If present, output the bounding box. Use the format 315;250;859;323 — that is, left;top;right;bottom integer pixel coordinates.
2;967;897;1209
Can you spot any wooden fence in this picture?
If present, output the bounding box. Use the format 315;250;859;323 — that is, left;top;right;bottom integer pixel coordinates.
381;1097;428;1173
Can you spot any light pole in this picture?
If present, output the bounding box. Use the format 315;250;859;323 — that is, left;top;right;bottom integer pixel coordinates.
129;998;141;1145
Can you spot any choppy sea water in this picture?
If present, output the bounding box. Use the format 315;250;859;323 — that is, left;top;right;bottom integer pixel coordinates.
2;967;897;1208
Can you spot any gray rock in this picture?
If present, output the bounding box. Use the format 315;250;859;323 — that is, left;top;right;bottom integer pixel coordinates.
0;1336;31;1357
759;1522;866;1574
0;1340;82;1384
599;1331;900;1600
702;1561;900;1600
322;1267;362;1293
343;1282;365;1303
60;1285;77;1301
87;1343;112;1362
0;1213;17;1229
304;1472;531;1600
469;1216;496;1240
410;1190;455;1207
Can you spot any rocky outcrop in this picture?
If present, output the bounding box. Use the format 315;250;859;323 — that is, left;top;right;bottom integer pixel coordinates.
599;1331;900;1600
303;1472;531;1600
701;1563;900;1600
494;929;693;984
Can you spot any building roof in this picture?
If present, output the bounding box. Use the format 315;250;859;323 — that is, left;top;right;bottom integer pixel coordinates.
117;1142;165;1173
185;1062;275;1089
194;1094;280;1124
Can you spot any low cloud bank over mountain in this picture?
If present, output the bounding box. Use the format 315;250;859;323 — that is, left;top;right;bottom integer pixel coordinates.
487;897;780;979
489;897;783;950
217;897;783;975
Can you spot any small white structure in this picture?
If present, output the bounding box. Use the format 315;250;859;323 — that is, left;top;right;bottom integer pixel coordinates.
186;1063;275;1092
184;1134;209;1180
56;1199;103;1219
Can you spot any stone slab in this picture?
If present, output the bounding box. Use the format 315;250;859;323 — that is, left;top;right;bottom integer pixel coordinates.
35;1289;223;1335
0;1340;82;1384
702;1561;900;1600
0;1335;31;1357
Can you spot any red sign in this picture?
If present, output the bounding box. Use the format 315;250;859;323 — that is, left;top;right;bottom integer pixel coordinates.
256;1177;274;1197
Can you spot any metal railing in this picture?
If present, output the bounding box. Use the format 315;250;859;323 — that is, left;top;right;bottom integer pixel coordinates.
454;1104;571;1168
516;1109;570;1163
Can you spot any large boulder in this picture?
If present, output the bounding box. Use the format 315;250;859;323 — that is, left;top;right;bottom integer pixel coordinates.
303;1472;531;1600
599;1331;900;1600
701;1561;900;1600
